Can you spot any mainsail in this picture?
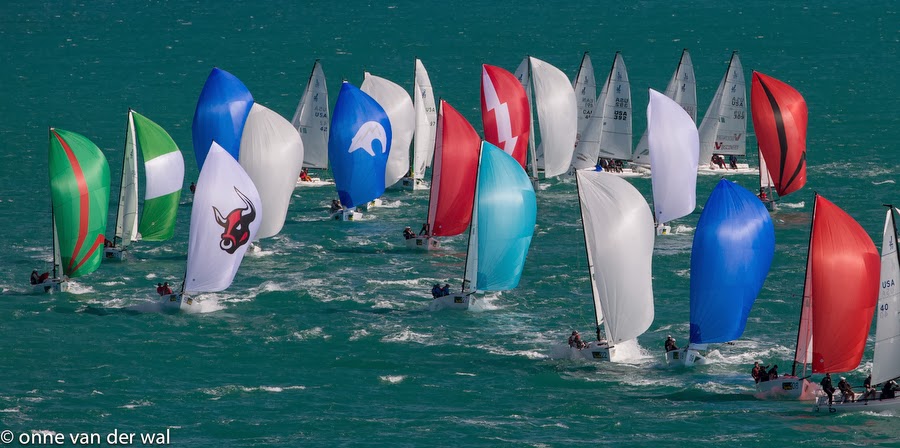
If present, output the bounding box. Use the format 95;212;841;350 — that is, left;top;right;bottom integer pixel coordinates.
238;103;304;239
48;128;111;278
112;111;139;248
413;58;437;176
873;207;900;385
328;82;393;208
647;89;699;224
576;170;654;343
361;72;415;188
481;65;530;169
427;100;481;237
751;71;808;198
698;51;747;164
571;52;632;169
633;49;696;165
572;52;597;147
191;68;254;168
689;179;774;344
291;60;329;170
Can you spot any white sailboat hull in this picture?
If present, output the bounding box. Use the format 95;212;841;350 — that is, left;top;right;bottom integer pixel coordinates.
656;224;672;236
104;246;127;260
570;340;616;362
429;293;473;311
32;278;68;294
564;167;646;179
665;348;709;366
160;293;198;312
697;163;755;175
360;198;383;211
755;376;817;400
331;209;362;221
406;236;440;250
295;177;333;188
399;177;429;190
814;391;900;412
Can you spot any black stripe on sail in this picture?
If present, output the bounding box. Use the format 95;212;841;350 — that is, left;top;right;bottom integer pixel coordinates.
783;150;806;195
758;79;792;192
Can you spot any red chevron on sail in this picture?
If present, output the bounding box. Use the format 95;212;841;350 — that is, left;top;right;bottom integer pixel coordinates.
750;72;808;197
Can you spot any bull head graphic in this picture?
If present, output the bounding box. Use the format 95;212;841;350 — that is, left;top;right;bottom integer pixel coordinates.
212;187;256;254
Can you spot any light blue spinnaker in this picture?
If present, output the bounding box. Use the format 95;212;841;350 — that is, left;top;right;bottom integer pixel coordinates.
328;82;393;209
464;142;537;291
191;67;254;169
689;179;775;344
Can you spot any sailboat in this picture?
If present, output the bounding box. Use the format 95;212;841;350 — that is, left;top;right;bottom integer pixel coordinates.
569;170;655;361
646;88;699;235
291;59;332;187
361;71;415;194
514;56;577;185
105;109;185;260
569;52;638;177
407;100;480;250
633;49;697;168
163;142;261;311
327;81;393;221
432;141;537;310
401;58;437;190
757;195;878;400
757;147;777;211
238;102;304;240
572;51;597;150
665;179;775;367
750;71;808;208
697;51;752;174
481;64;530;169
35;128;111;293
191;67;254;169
813;206;900;412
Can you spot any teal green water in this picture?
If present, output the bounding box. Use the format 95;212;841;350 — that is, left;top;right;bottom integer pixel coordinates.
2;1;899;446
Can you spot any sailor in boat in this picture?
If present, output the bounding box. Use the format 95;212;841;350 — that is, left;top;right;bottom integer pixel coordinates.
419;223;429;236
431;284;442;299
30;270;50;285
751;361;765;383
403;226;415;240
881;380;898;400
821;373;836;405
189;182;196;194
441;284;450;297
162;282;173;295
758;188;768;202
837;376;856;403
330;199;343;213
728;155;738;170
664;335;678;353
568;331;586;349
767;364;779;381
862;373;877;400
299;168;313;183
156;283;165;295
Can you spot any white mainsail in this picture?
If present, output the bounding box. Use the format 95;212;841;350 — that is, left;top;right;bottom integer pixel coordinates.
413;59;437;175
185;143;262;294
114;111;139;246
529;56;577;178
361;72;416;188
571;52;632;169
576;170;655;343
647;89;699;224
698;51;747;164
239;103;304;239
633;49;697;165
873;208;900;385
514;57;538;179
291;60;329;169
572;52;596;148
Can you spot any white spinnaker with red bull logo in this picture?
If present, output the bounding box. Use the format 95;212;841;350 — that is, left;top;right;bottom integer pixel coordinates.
184;142;262;294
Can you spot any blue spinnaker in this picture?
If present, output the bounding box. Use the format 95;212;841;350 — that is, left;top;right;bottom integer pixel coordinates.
689;179;775;344
328;82;392;208
475;142;537;291
191;68;254;169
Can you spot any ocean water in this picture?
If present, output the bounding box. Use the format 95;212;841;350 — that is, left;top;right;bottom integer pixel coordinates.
1;1;899;446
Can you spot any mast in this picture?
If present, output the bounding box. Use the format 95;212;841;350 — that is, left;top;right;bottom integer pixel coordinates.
460;144;485;293
791;192;818;377
574;172;604;341
111;109;132;246
411;58;417;179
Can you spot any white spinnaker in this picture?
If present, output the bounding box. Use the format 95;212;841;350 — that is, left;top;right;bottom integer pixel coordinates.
577;170;655;343
239;103;304;239
514;57;539;178
185;143;262;294
115;111;139;246
414;59;437;175
530;56;577;178
633;49;697;165
361;72;415;188
698;52;746;163
573;52;597;148
647;89;699;224
873;208;900;385
291;60;329;169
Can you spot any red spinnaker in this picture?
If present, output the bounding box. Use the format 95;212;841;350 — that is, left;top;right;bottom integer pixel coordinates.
480;64;529;169
810;195;880;373
750;71;808;197
428;100;481;237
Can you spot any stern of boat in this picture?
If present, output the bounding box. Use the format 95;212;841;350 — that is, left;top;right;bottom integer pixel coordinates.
406;236;440;250
104;246;127;260
400;177;428;190
33;278;68;294
429;293;472;311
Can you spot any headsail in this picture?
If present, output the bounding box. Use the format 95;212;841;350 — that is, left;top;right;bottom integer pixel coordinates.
529;56;577;178
427;100;481;237
464;142;536;291
184;143;261;294
361;72;415;188
291;60;329;170
808;195;879;373
191;67;254;168
698;51;746;164
571;52;632;168
132;111;184;241
413;59;437;175
328;82;393;208
689;179;775;344
872;207;900;385
751;72;807;197
633;49;697;165
238;103;304;239
576;170;655;343
647;89;699;224
481;64;530;169
48;128;110;278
